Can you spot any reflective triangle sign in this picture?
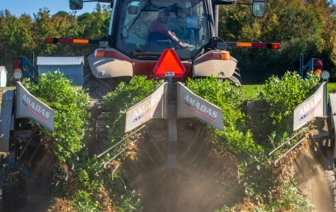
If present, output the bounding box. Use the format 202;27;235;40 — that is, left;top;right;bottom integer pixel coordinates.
153;49;186;78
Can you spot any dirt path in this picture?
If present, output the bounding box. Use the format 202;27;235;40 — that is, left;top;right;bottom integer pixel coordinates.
0;180;53;212
293;142;335;212
122;126;239;212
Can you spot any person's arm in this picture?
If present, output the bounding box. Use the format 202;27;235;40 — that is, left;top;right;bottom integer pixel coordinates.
154;22;188;47
168;31;188;47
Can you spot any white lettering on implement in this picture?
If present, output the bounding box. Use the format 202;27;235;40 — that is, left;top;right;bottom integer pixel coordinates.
298;92;322;121
132;91;163;123
22;94;50;122
183;95;218;121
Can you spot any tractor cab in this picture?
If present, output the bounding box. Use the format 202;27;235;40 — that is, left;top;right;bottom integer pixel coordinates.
116;0;209;60
70;0;265;60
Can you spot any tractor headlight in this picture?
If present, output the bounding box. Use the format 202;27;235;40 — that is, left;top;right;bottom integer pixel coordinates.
321;70;330;81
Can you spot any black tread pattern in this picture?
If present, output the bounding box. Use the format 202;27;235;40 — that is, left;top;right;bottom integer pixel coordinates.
82;65;113;99
2;170;27;211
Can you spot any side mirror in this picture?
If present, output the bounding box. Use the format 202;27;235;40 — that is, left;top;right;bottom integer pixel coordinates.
212;0;234;5
252;0;266;17
128;5;140;14
186;15;200;30
69;0;83;10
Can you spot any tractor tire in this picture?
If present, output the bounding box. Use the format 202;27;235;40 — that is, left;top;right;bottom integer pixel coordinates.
83;65;131;99
233;68;241;82
83;65;113;99
2;170;27;212
227;67;241;86
226;68;241;86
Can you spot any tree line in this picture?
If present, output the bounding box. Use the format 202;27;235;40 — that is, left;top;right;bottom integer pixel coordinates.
220;0;336;83
0;0;335;85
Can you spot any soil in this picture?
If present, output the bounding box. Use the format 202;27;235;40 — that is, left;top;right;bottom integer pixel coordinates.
292;140;335;212
0;144;55;212
1;126;335;211
0;180;53;212
121;125;239;212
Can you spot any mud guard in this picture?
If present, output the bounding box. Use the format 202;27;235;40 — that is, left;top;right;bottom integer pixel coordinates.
193;54;237;79
87;53;133;78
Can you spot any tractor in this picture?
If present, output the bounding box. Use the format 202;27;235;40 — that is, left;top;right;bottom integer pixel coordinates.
46;0;280;99
0;0;282;211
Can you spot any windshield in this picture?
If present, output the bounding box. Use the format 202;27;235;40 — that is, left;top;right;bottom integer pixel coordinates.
116;0;210;60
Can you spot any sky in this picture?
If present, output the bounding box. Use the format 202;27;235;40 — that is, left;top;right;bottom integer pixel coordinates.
2;0;336;17
0;0;109;17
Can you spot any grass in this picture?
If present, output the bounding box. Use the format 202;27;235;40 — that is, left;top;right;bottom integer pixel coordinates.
241;84;263;100
328;82;336;93
241;82;336;100
1;83;336;103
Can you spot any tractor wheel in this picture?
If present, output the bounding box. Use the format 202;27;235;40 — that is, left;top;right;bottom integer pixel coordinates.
234;68;241;83
229;68;241;86
83;65;113;99
83;65;131;99
2;170;27;211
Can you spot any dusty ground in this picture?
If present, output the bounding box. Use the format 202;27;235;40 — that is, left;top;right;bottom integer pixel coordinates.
122;125;239;212
1;127;335;211
292;134;335;212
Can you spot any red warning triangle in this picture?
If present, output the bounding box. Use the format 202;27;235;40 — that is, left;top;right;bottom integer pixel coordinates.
153;49;186;78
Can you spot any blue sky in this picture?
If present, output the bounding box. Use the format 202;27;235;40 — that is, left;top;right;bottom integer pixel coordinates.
1;0;108;17
2;0;335;17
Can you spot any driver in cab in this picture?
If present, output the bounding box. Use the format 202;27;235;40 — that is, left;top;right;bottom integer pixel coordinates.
146;7;188;48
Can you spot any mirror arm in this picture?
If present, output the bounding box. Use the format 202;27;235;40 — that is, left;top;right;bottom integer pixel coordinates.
235;2;252;5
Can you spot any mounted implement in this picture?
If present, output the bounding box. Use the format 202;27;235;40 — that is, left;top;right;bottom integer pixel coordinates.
47;0;279;168
0;74;55;211
1;0;282;211
268;72;336;209
50;0;278;211
47;0;279;172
